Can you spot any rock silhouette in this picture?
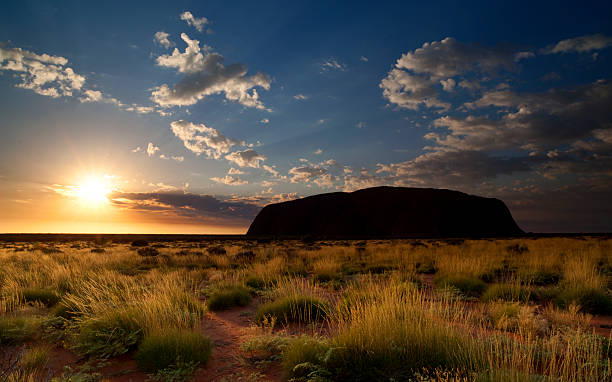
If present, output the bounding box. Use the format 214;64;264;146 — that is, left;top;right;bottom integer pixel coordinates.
247;186;523;238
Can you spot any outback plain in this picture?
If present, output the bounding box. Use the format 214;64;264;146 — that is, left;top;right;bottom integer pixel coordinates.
1;235;611;381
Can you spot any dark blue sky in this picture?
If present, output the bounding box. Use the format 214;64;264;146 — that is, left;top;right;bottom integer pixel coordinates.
1;0;611;233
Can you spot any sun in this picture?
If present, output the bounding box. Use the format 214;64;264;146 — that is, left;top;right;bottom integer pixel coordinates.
75;177;111;206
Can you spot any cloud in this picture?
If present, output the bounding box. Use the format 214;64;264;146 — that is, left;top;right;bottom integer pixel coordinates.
132;147;142;153
152;33;271;109
228;167;245;175
154;31;174;49
263;165;285;179
320;58;346;72
225;149;265;168
260;118;269;124
180;11;209;32
149;182;178;191
170;120;240;159
380;37;518;110
210;175;248;186
313;173;337;188
288;166;327;183
543;34;612;54
451;80;612;151
109;191;260;223
293;94;308;100
360;56;369;62
0;44;85;98
79;89;122;106
147;142;160;157
314;148;323;155
171;156;184;162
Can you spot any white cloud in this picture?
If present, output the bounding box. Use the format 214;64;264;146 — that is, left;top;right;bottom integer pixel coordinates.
210;175;248;186
147;142;160;157
543;34;612;54
360;56;369;62
148;182;178;191
320;58;346;72
180;11;209;32
228;167;244;175
314;148;323;155
260;118;269;124
288;166;327;183
225;149;265;168
172;156;184;162
170;120;240;159
293;94;308;100
380;37;517;110
313;173;337;188
154;31;174;49
132;147;142;153
356;121;366;129
152;33;271;109
0;45;85;98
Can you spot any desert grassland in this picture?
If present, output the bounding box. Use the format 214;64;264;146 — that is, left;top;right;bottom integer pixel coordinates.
0;237;611;381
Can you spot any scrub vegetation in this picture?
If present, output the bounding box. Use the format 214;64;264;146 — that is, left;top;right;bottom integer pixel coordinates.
0;236;611;381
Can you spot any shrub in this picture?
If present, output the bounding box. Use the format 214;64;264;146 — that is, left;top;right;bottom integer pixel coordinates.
242;334;291;362
22;288;61;307
207;246;226;255
555;287;612;315
434;274;487;297
481;284;531;303
518;269;562;286
245;275;267;290
415;261;437;274
0;316;39;344
135;329;212;373
72;308;143;358
131;239;149;247
206;286;251;311
138;247;160;257
282;336;329;378
235;250;256;263
90;248;105;253
255;295;328;325
488;302;521;330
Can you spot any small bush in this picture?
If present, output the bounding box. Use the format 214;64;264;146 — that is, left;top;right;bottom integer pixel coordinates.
131;239;149;247
416;261;437;274
255;295;329;325
555;287;612;315
235;250;256;263
23;288;61;307
135;329;212;373
207;246;226;255
90;248;105;253
282;336;329;378
73;308;143;358
519;269;562;286
434;274;487;297
206;286;251;311
138;247;160;257
0;316;39;344
481;284;531;303
245;275;267;290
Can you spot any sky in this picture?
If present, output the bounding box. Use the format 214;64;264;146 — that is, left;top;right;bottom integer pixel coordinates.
1;0;611;234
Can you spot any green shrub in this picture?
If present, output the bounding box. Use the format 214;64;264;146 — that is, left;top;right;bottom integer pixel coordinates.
481;284;531;303
415;261;437;274
434;274;487;297
72;308;143;358
282;336;329;379
255;295;328;325
206;286;251;311
23;288;61;307
0;316;39;344
555;287;612;315
245;275;267;290
518;270;562;286
135;329;212;373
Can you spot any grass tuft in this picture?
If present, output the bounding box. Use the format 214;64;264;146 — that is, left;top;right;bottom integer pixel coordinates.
206;285;251;311
135;329;212;373
255;295;328;325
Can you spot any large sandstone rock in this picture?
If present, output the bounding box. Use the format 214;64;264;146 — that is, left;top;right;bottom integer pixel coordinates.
247;186;523;238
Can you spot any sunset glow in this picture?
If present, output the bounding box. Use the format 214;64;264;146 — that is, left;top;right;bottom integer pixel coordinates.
0;1;611;233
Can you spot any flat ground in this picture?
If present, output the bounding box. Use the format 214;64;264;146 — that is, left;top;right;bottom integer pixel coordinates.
1;236;611;381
